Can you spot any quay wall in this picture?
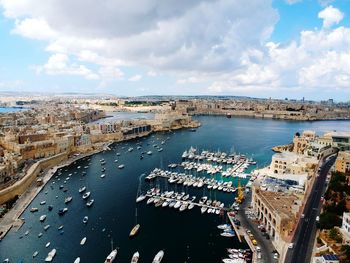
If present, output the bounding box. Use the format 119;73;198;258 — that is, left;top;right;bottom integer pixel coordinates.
0;153;68;205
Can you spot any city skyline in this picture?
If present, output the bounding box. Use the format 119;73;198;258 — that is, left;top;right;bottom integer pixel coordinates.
1;0;350;100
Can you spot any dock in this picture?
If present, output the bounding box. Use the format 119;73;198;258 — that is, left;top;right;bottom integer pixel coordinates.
228;213;258;262
146;169;238;193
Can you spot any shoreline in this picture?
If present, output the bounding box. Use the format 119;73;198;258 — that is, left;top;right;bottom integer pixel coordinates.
0;142;112;240
0;125;195;240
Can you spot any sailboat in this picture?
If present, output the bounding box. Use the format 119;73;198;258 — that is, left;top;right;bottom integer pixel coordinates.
136;174;146;203
129;208;140;237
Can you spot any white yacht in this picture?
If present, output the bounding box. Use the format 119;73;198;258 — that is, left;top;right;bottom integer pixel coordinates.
83;216;88;224
136;195;146;203
147;151;152;155
104;249;118;263
118;164;125;169
152;250;164;263
45;248;56;262
78;186;86;193
100;174;106;178
82;192;91;199
80;237;87;245
74;257;81;263
32;251;39;258
39;215;47;222
131;251;139;263
45;242;51;248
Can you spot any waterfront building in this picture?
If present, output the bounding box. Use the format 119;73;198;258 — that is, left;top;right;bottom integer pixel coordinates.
340;212;350;245
251;184;301;254
335;151;350;174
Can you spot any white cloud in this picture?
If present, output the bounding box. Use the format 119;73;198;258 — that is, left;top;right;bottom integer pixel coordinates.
12;18;57;40
1;0;278;74
318;5;344;28
34;53;99;80
147;70;157;77
128;74;142;82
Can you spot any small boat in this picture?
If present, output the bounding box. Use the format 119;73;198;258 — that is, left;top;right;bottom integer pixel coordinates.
152;250;164;263
58;207;68;215
30;207;38;213
38;232;43;238
131;251;139;263
33;251;39;258
44;224;50;231
147;197;154;204
58;225;64;230
80;237;87;245
45;248;56;262
64;196;73;204
24;230;29;236
39;215;47;222
147;151;152;155
221;231;235;237
86;199;95;207
217;224;231;230
129;224;140;237
83;216;88;224
79;186;86;193
74;258;81;263
82;192;91;199
136;195;146;203
40;201;46;205
101;174;106;178
3;259;9;263
104;249;118;263
118;164;125;169
201;207;207;213
45;242;51;248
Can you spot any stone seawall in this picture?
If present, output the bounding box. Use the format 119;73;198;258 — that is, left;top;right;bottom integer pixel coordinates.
0;152;68;205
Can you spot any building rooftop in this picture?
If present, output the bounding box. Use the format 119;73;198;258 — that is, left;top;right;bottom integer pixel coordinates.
256;189;299;220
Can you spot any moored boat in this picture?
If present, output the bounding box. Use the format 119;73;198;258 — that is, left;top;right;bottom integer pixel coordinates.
152;250;164;263
131;251;139;263
129;224;140;237
104;249;118;263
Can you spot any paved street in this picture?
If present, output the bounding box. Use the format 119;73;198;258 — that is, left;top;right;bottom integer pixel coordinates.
238;190;275;263
285;155;337;263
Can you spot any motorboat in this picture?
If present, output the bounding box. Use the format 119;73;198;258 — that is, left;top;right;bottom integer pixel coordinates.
152;250;164;263
101;174;106;178
83;216;88;224
217;224;231;230
45;248;56;262
86;199;94;207
44;225;50;231
136;195;146;203
74;257;81;263
32;251;39;258
131;251;139;263
80;237;87;245
64;196;73;204
40;201;46;205
39;215;47;222
30;207;38;213
104;249;118;263
147;151;152;155
118;164;125;169
45;242;51;248
82;192;91;199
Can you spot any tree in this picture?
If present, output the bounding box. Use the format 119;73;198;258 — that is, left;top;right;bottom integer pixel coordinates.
329;228;338;240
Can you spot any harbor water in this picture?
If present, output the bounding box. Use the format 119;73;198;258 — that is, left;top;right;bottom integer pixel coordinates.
1;116;350;262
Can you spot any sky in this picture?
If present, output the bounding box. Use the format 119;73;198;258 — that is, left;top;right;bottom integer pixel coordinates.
0;0;350;101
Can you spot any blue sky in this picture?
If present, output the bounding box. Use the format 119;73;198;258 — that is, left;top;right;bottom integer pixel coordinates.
0;0;350;101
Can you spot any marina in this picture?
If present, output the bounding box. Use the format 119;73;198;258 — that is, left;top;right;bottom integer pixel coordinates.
1;116;349;262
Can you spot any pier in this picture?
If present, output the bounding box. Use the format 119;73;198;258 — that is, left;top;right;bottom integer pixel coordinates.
145;168;238;193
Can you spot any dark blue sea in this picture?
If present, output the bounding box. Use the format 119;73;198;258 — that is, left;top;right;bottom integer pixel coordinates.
1;116;350;263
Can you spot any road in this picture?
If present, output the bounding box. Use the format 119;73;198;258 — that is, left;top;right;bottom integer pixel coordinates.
285;155;337;263
238;191;274;263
